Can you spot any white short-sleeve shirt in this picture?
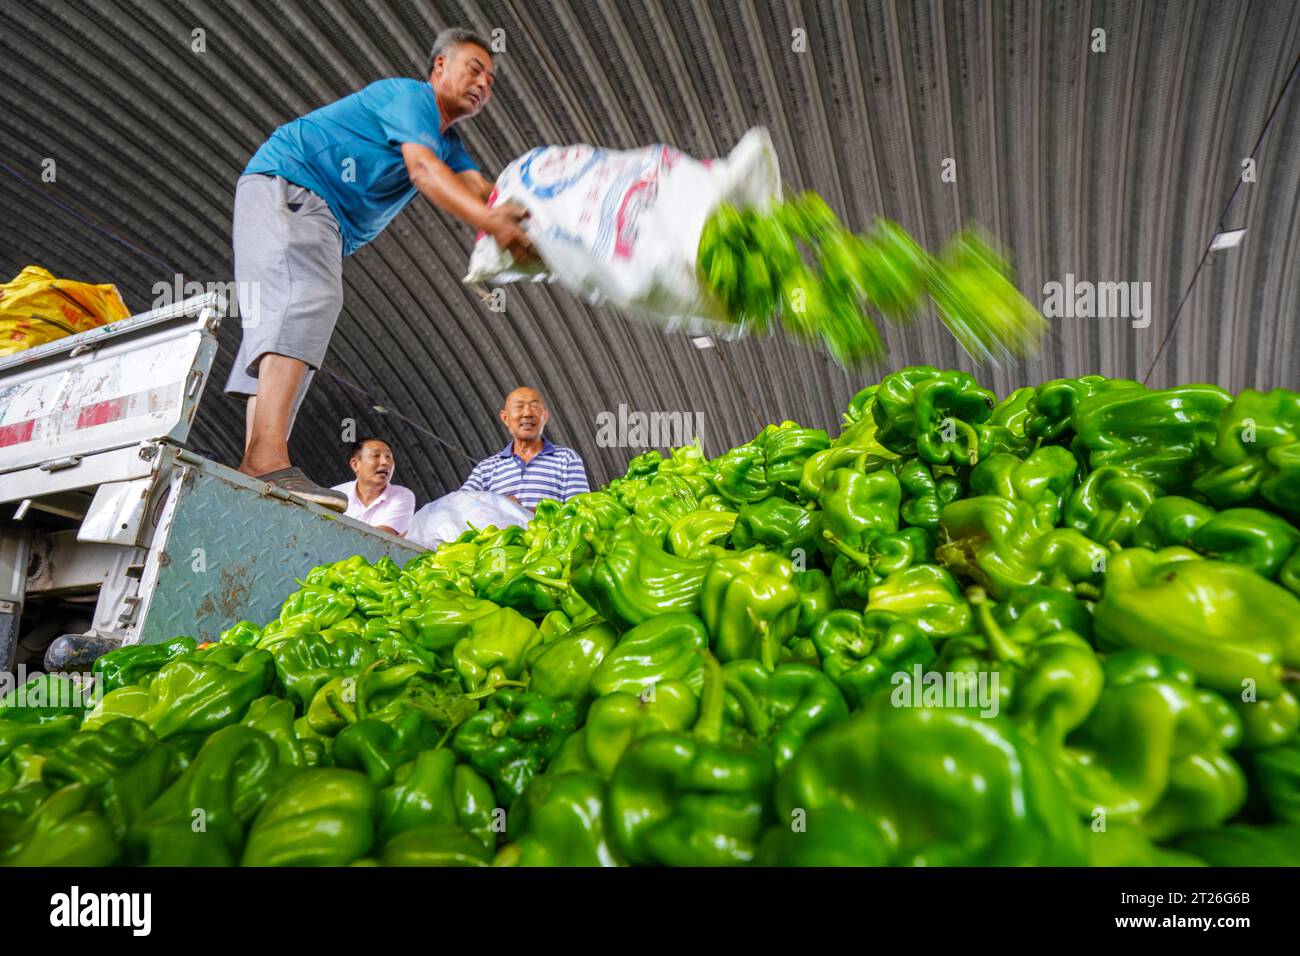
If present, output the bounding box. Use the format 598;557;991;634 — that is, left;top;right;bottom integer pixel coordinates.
330;480;416;534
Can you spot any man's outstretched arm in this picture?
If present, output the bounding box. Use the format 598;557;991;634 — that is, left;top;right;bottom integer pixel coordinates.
401;142;530;258
456;168;495;202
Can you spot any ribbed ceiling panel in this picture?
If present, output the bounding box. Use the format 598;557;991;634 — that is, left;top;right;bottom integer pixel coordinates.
1;0;1296;505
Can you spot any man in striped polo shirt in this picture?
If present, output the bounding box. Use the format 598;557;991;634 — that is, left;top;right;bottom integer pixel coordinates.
460;387;590;509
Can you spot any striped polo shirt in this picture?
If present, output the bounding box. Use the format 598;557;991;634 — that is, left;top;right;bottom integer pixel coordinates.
460;439;590;509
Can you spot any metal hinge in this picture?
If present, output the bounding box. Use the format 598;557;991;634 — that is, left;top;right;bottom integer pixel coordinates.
39;455;82;472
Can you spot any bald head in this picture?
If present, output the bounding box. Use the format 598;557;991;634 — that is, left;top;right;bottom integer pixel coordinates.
500;387;548;441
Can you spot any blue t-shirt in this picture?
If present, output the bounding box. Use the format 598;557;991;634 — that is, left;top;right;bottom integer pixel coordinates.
245;78;478;256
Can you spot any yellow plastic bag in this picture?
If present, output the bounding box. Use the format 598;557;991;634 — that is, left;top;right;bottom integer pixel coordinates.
0;265;131;358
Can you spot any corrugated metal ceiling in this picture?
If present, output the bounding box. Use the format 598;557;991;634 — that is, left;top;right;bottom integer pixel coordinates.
1;0;1297;504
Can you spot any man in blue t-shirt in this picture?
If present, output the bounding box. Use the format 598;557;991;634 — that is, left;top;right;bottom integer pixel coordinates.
224;28;531;510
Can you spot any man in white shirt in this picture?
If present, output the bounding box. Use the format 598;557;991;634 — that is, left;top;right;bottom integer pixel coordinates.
332;438;416;535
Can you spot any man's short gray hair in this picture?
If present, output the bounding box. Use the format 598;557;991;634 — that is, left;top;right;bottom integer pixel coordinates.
426;28;490;78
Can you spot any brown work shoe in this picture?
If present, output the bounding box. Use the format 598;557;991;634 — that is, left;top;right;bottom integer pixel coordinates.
255;467;348;512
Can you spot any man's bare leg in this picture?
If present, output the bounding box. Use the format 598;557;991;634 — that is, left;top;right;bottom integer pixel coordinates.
235;354;346;511
238;353;304;477
244;395;257;455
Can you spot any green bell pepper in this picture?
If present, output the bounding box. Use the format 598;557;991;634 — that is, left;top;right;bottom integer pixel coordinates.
128;724;280;865
893;457;962;534
1132;496;1300;581
937;494;1108;600
271;628;379;712
1243;736;1300;823
667;510;737;561
241;695;321;767
1094;548;1296;698
41;717;177;841
992;583;1094;643
701;549;801;669
770;692;1087;865
977;386;1035;457
1192;387;1300;517
967;445;1078;533
817;468;901;548
242;768;377;866
824;526;932;608
632;474;702;525
1232;690;1300;750
306;660;470;736
1;783;119;866
1060;650;1246;841
571;525;711;631
0;714;78;763
758;421;830;488
452;606;544;694
478;552;569;617
332;712;440;786
719;660;848;770
1071;383;1232;494
451;689;578;805
709;443;772;505
606;653;774;866
731;497;824;562
1026;375;1143;444
275;585;358;631
590;613;709;697
379;824;493;866
798;442;892;503
810;609;936;708
1062;466;1162;548
0;672;93;724
391;591;500;653
938;589;1103;748
377;747;497;848
1175;823;1300;866
792;568;837;634
81;684;149;730
537;609;573;641
93;637;197;694
219;621;262;647
583;681;699;777
525;620;619;711
499;770;622;866
866;564;973;639
86;646;274;741
871;365;997;466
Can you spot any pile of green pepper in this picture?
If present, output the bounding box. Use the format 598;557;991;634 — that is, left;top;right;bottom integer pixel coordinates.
696;195;1047;366
2;366;1298;867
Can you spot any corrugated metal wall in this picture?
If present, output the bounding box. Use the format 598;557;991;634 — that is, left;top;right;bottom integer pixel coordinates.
2;0;1297;504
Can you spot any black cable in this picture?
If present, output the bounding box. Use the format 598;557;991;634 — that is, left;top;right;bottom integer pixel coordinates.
712;343;764;434
0;158;180;275
1143;45;1300;384
317;364;480;465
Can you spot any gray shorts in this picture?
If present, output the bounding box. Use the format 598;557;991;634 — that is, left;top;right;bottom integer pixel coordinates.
223;173;344;420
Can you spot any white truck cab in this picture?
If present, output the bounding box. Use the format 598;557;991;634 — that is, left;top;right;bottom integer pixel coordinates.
0;293;421;674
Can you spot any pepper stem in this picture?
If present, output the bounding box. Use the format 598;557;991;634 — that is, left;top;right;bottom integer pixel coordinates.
1073;582;1103;601
822;529;874;568
746;607;780;672
523;572;569;590
466;679;529;700
693;650;725;744
950;418;981;466
967;587;1024;664
722;672;771;738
